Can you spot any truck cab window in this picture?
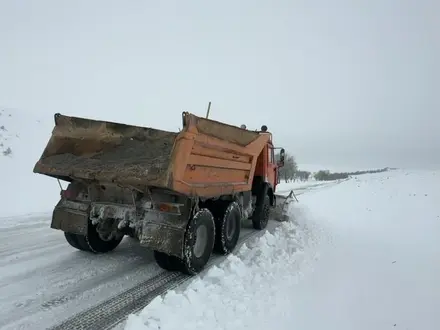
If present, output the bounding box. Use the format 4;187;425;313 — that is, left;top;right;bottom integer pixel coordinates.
269;147;275;164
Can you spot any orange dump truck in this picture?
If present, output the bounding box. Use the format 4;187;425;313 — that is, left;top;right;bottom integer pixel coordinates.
33;112;287;274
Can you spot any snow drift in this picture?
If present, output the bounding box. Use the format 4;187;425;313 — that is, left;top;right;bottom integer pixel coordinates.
125;204;326;330
0;108;60;218
125;170;440;330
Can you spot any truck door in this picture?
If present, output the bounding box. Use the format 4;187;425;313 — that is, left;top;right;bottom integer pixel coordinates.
267;145;278;191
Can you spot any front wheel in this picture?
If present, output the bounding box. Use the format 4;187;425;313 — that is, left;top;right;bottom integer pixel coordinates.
252;194;270;230
181;208;215;275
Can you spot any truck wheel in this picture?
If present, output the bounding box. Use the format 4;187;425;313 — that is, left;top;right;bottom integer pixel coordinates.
213;201;241;255
64;232;89;251
63;221;123;253
252;194;270;230
181;208;215;275
154;251;182;272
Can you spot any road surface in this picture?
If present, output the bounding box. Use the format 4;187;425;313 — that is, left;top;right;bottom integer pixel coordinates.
0;181;339;329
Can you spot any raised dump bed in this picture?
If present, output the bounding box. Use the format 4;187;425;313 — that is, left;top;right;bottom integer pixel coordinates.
34;112;268;196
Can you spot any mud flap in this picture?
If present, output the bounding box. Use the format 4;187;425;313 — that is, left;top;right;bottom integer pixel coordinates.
51;199;89;235
272;190;297;222
52;208;89;235
139;222;186;259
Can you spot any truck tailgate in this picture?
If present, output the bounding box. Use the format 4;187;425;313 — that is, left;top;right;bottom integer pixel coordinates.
33;114;178;187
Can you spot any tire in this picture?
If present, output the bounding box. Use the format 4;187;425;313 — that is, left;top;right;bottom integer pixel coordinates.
64;232;88;251
252;185;270;230
213;201;241;255
64;232;92;251
181;208;215;275
154;251;183;272
63;220;123;253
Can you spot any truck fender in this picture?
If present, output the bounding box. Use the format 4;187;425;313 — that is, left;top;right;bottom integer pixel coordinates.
51;199;89;236
266;184;275;207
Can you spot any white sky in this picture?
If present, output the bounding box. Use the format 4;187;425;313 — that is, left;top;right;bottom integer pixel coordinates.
1;0;438;170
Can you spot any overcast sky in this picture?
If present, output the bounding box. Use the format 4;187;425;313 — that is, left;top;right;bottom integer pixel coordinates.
0;0;438;170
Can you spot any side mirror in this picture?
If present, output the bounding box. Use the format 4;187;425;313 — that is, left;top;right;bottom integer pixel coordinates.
278;148;285;167
280;148;285;162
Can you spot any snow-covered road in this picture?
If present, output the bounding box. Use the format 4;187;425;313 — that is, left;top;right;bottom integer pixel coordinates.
0;219;276;330
0;216;163;330
0;180;331;330
6;171;436;330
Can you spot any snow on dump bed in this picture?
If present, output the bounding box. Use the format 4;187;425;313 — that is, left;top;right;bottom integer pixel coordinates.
125;170;440;330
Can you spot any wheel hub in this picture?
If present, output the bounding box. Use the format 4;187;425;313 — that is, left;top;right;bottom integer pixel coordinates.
193;225;208;258
96;221;117;241
225;214;236;240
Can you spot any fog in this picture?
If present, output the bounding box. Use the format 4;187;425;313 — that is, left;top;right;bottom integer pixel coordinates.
1;0;438;170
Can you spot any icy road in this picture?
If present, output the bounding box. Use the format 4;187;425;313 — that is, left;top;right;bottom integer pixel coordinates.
0;180;335;330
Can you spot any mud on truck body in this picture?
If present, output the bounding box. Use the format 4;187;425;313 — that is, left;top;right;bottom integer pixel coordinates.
33;112;287;275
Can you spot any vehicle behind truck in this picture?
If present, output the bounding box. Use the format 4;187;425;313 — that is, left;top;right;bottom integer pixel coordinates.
33;111;287;275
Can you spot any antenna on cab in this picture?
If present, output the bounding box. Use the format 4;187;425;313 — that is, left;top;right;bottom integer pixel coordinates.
205;101;212;119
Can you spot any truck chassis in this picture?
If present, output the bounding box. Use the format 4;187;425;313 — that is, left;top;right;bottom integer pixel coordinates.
55;178;273;275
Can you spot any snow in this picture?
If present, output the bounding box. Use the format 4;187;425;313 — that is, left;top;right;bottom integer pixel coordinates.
125;215;322;330
0;218;164;330
276;178;346;196
0;173;323;329
0;108;60;217
125;170;440;330
296;163;387;174
2;106;439;329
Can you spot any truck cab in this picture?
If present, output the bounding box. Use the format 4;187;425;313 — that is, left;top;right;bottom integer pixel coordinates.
252;125;285;198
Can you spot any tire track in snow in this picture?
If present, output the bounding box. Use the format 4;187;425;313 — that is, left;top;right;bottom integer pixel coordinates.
48;227;265;330
0;236;163;330
47;184;327;330
47;184;338;330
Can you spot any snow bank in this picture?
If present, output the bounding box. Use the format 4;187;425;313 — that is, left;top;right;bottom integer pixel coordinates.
125;206;325;330
277;179;329;193
125;170;440;330
0;108;60;218
280;170;440;329
297;163;382;174
276;179;316;191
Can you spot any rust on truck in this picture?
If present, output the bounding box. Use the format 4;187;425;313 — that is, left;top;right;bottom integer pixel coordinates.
34;111;286;275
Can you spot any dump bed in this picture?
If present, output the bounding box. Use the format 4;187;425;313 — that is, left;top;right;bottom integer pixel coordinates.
34;112;271;197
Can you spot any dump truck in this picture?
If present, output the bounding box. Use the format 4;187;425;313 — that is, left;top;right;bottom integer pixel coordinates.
33;111;290;275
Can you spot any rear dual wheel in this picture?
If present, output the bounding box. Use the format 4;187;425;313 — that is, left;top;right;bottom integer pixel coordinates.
64;220;123;253
181;208;216;275
154;202;243;274
153;251;183;272
213;201;241;255
154;208;217;275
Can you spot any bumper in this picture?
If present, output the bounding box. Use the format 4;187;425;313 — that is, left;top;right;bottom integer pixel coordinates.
52;199;187;258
